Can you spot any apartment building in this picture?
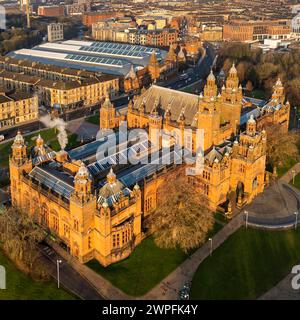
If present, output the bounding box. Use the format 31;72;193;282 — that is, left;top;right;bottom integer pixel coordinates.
47;23;64;43
37;5;65;17
0;69;120;111
92;24;178;47
0;56;97;82
223;21;291;42
82;12;125;26
0;88;38;128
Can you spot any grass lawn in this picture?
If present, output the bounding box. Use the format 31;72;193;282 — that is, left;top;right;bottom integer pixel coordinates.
0;249;75;300
277;157;298;178
86;220;223;297
291;172;300;190
86;114;99;126
245;89;266;100
86;237;189;296
0;129;78;168
191;228;300;300
214;212;229;224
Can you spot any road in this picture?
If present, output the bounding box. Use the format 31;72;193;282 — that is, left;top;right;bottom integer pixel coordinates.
38;241;104;300
158;42;216;91
0;95;129;141
0;44;215;141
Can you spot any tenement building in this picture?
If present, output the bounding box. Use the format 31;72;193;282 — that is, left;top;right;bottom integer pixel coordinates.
0;64;120;111
47;23;64;43
10;65;290;266
0;88;38;128
223;21;292;42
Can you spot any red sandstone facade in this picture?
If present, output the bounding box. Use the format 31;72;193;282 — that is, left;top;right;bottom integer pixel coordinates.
82;12;124;27
38;6;65;17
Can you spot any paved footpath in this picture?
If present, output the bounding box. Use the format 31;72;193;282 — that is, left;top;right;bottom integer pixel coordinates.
45;164;300;300
280;163;300;184
48;239;128;300
143;214;243;300
260;268;300;300
48;214;243;300
258;163;300;300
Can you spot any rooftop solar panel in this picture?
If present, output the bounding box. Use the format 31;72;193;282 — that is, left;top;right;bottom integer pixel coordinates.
65;54;125;68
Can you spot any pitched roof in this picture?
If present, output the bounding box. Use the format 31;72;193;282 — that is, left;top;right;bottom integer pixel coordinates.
132;85;200;126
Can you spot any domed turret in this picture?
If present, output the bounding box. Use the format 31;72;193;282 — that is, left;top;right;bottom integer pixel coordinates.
73;161;93;203
177;47;186;62
13;130;24;146
11;130;27;165
272;77;285;104
125;64;137;80
207;69;216;83
75;161;91;181
36;134;44;147
203;70;217;99
229;62;237;75
107;167;117;185
102;93;114;109
246;114;256;136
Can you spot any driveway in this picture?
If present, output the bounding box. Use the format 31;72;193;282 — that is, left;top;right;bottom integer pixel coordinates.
38;242;104;300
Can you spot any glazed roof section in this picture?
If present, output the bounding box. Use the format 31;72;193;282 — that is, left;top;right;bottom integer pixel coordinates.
9;40;167;76
241;96;285;125
28;165;74;200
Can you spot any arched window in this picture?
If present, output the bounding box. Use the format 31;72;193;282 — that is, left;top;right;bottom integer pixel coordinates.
88;236;92;249
50;210;59;233
41;203;49;227
253;177;258;189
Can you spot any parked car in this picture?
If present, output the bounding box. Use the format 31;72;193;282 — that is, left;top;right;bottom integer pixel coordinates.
0;135;5;142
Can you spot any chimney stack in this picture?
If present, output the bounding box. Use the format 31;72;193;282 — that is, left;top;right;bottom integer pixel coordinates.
56;150;68;163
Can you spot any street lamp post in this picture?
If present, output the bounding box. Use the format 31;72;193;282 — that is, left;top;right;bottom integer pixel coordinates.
56;259;62;289
244;210;249;229
292;170;296;184
209;238;212;257
295;212;298;230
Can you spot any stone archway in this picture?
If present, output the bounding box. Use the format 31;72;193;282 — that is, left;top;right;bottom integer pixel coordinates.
253;177;258;190
236;181;244;198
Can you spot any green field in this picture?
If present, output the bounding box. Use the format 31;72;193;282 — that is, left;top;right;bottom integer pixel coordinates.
291;172;300;190
0;129;78;168
86;220;223;297
277;157;298;178
191;228;300;300
245;89;266;100
0;249;75;300
86;114;99;126
86;237;189;296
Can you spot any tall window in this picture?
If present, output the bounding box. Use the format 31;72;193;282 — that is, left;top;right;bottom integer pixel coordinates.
41;204;49;226
63;224;70;238
145;197;153;211
88;236;92;249
74;219;79;231
53;216;59;233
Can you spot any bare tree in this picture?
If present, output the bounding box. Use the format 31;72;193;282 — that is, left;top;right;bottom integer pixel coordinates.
0;207;48;279
266;131;300;169
147;169;214;253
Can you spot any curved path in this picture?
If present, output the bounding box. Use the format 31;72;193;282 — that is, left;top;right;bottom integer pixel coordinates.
245;164;300;230
44;164;300;300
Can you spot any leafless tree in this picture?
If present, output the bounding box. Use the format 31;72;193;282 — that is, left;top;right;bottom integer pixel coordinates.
147;169;214;253
267;131;300;169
